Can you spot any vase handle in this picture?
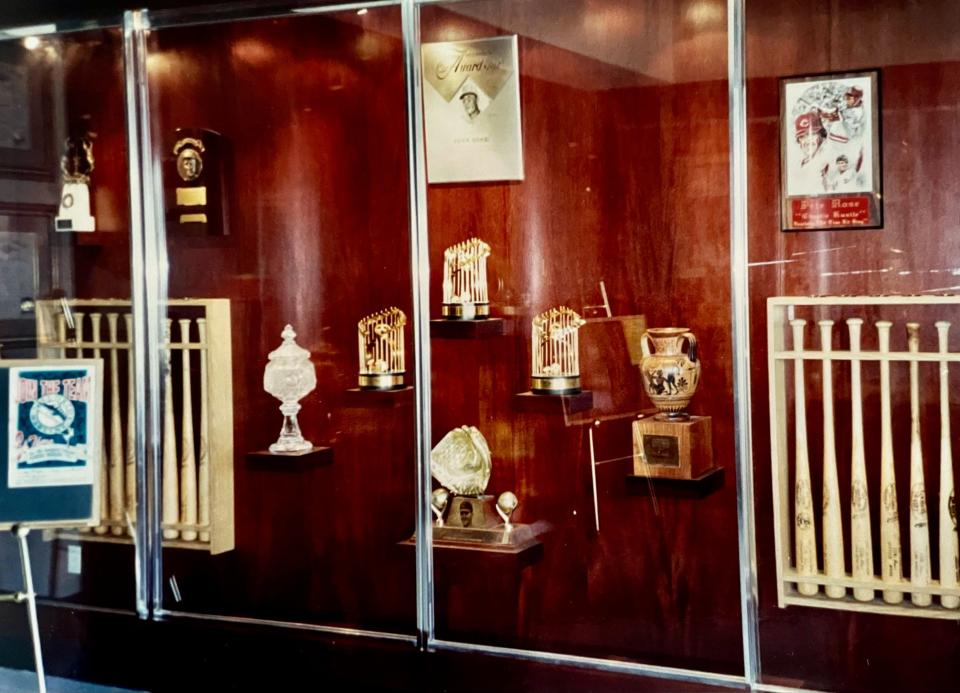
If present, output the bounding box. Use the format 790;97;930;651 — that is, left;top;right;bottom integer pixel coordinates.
640;331;653;358
682;331;698;363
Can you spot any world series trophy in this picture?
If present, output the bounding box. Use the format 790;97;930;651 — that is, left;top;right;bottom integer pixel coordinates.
633;327;713;480
55;137;96;232
430;426;536;547
442;237;491;319
263;324;316;453
530;306;586;394
358;307;407;390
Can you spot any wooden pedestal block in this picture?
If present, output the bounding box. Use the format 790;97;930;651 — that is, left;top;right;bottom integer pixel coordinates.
632;415;713;480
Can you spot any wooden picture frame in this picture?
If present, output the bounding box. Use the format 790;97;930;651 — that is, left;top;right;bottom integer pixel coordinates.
780;69;882;231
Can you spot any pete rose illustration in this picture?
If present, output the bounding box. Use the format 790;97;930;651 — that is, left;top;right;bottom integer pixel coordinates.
780;71;881;230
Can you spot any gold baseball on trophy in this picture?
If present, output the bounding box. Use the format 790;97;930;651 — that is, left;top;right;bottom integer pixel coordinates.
496;491;519;530
431;488;450;527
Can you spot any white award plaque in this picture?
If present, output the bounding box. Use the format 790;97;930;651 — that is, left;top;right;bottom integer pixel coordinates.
421;35;524;184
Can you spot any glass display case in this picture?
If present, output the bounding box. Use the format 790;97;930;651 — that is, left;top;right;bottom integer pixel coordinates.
1;1;959;692
0;21;140;614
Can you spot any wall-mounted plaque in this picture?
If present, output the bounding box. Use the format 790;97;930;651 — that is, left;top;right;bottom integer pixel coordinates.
421;35;523;183
780;70;882;230
165;127;228;235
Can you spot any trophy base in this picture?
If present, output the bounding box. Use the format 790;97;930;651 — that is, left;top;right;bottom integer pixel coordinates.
443;495;499;529
433;522;539;549
358;372;405;390
268;439;313;454
442;302;490;320
55;215;95;232
530;375;581;395
632;414;713;480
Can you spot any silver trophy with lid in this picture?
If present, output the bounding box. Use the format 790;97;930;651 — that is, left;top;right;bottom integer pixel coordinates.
263;324;316;453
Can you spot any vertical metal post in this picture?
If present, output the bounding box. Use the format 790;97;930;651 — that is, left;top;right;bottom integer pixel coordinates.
123;8;164;620
727;0;761;685
401;0;435;648
15;527;47;693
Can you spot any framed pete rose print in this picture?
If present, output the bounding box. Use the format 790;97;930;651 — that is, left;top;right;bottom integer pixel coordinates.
780;70;882;230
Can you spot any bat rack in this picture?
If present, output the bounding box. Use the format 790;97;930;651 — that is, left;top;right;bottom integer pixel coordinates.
0;526;47;693
768;295;960;619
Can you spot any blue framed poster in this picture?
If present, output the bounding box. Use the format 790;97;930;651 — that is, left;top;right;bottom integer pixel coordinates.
0;359;102;529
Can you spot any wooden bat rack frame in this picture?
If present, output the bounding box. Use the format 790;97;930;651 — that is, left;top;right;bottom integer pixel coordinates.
768;295;960;619
35;298;235;555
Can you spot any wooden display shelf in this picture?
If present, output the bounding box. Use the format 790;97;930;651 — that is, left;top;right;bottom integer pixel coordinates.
513;389;594;415
246;446;333;470
401;534;543;568
343;386;414;407
430;318;505;339
625;466;725;499
46;529;211;551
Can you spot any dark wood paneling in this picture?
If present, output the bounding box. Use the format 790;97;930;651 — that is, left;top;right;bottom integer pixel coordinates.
146;9;416;631
422;0;742;673
747;1;960;691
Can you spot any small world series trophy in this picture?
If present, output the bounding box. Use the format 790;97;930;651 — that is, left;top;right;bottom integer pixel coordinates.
358;307;407;390
263;325;316;453
442;237;491;319
430;426;535;548
530;306;586;394
55;137;96;232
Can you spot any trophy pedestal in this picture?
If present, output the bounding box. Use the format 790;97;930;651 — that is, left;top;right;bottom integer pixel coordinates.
343;386;413;407
530;375;581;395
442;302;490;320
358;372;405;390
631;414;713;480
514;389;594;414
626;465;725;498
55;182;95;232
431;318;505;339
247;446;333;470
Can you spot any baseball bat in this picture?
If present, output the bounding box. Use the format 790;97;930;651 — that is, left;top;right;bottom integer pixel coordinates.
791;319;819;595
819;320;846;598
907;322;931;606
91;313;109;535
107;314;125;536
74;312;85;357
877;320;904;603
75;313;89;533
179;319;197;541
124;313;136;525
847;318;874;601
197;318;210;543
936;321;959;608
162;319;180;540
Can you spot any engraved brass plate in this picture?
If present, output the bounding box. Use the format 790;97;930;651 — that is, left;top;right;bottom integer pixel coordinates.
176;186;207;207
642;434;680;467
179;213;208;224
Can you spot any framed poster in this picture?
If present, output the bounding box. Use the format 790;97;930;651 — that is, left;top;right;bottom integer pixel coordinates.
0;359;102;529
780;70;882;230
421;35;524;183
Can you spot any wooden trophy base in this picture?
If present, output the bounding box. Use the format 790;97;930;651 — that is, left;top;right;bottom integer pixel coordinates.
632;414;713;480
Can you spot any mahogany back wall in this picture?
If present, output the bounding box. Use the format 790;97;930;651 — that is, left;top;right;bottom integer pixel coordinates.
146;9;416;631
422;0;742;673
747;0;960;690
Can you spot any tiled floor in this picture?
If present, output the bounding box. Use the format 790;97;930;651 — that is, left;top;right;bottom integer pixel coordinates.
0;667;147;693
